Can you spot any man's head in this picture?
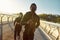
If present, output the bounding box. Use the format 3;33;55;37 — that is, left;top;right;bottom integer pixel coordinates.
19;12;23;17
30;3;37;12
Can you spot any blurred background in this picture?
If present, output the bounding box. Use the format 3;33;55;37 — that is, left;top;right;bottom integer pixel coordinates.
0;0;60;40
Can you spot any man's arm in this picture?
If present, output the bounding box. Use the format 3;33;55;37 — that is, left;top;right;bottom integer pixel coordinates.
21;13;29;25
14;18;18;25
36;17;40;28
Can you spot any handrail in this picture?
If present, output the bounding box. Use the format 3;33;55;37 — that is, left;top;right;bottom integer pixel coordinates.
0;14;16;40
0;14;19;40
40;20;60;40
40;20;60;27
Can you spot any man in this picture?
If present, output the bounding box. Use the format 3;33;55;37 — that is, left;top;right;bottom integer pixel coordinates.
22;3;40;40
14;12;23;40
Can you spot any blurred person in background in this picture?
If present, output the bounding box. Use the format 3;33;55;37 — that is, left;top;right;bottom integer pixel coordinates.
14;12;23;40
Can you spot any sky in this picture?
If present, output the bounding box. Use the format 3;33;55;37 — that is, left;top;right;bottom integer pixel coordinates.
0;0;60;15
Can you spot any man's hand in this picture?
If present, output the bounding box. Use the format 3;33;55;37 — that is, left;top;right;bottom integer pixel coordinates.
27;19;33;24
14;22;21;26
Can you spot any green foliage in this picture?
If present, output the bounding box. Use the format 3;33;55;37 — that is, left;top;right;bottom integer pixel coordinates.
39;14;60;23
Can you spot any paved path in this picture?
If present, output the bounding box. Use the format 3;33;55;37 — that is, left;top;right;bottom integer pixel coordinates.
0;22;50;40
34;27;50;40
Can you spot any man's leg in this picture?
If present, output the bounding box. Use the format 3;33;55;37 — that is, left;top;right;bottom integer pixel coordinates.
28;33;34;40
18;31;20;40
23;32;28;40
18;26;22;40
23;33;34;40
14;31;16;40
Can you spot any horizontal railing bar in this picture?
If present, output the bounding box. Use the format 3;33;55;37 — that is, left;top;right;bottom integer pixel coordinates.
40;20;60;27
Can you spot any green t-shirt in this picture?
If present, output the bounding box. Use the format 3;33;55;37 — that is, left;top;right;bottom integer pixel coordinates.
22;12;40;33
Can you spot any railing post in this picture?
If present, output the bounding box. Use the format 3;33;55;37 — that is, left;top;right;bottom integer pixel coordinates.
0;15;4;40
56;27;60;40
7;16;10;23
12;17;14;22
59;28;60;40
48;24;51;34
0;16;1;40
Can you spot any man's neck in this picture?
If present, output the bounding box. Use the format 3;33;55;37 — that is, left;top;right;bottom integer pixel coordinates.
31;11;35;15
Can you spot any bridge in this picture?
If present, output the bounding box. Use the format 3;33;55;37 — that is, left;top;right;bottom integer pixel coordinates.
0;14;60;40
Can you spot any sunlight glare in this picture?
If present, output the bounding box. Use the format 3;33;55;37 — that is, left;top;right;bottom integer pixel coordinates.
0;0;25;14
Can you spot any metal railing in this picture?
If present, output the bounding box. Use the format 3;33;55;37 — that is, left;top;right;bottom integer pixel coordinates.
0;14;18;40
40;20;60;40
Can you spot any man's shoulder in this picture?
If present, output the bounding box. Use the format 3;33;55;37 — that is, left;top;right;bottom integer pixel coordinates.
15;17;20;19
16;17;19;19
35;14;39;17
35;14;40;19
24;11;31;16
26;11;31;14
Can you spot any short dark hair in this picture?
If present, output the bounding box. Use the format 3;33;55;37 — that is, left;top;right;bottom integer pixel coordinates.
30;3;37;8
